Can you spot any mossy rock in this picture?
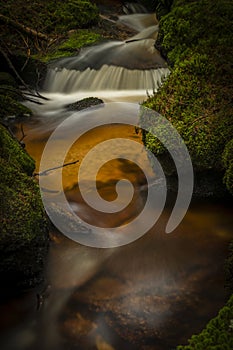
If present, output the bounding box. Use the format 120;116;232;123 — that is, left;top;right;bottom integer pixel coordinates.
142;0;233;197
177;294;233;349
53;0;99;32
0;124;34;174
0;124;49;290
65;97;104;111
39;30;102;63
0;95;32;120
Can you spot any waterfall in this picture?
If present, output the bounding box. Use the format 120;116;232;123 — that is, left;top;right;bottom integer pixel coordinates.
44;66;170;93
42;8;170;101
118;13;158;31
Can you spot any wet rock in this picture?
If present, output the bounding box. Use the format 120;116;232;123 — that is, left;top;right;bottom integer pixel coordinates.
62;312;97;339
65;97;104;111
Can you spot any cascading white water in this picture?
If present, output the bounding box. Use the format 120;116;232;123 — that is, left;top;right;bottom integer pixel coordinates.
43;11;169;99
44;65;170;93
118;13;158;31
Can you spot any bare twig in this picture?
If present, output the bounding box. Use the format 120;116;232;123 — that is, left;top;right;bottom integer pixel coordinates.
33;160;79;177
19;124;27;142
189;116;207;127
23;97;44;105
16;30;31;71
1;41;49;103
0;47;31;91
23;90;50;101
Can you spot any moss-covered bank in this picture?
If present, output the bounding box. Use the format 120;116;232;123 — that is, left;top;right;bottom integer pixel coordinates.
0;1;105;291
142;0;233;197
140;0;233;347
0;124;49;290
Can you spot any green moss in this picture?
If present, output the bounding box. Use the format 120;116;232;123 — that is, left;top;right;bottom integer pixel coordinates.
0;124;34;174
0;124;48;288
177;295;233;349
1;0;99;35
222;140;233;195
144;0;233;345
39;30;102;62
143;0;233;194
59;30;101;50
53;0;99;32
0;95;32;119
0;158;46;244
225;242;233;294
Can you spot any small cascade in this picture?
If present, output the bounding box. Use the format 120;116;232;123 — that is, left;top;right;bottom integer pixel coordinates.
123;2;148;14
43;5;169;100
44;65;170;93
48;38;166;71
118;13;158;31
126;25;159;41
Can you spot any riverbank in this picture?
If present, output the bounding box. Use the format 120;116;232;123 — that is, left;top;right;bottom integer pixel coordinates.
0;0;104;291
140;0;233;348
142;0;233;198
0;123;49;291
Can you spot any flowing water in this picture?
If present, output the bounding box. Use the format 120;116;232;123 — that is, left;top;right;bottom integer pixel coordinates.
0;4;233;350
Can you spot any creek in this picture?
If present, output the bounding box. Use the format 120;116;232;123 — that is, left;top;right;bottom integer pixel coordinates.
0;3;232;350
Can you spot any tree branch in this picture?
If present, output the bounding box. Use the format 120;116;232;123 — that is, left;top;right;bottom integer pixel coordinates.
0;13;50;42
0;46;50;103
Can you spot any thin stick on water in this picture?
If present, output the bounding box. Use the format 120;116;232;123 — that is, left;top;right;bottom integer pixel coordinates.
33;160;79;177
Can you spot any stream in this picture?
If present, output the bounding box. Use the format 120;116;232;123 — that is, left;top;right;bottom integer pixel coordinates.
0;3;233;350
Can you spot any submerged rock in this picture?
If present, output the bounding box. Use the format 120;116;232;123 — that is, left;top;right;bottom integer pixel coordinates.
65;97;104;111
0;124;49;292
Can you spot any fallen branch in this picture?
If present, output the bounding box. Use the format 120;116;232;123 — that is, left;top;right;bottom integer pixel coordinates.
33;160;79;177
0;13;50;42
23;90;50;101
22;97;44;105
